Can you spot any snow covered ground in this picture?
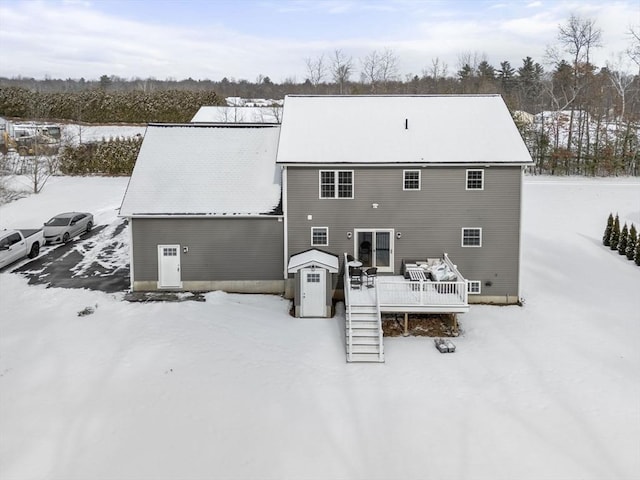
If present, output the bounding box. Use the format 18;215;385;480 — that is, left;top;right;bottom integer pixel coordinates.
0;175;639;479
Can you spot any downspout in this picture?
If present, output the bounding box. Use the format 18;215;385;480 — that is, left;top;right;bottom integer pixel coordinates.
517;167;524;303
282;166;288;282
128;217;135;291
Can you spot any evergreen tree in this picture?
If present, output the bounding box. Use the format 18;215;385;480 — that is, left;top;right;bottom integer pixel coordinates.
609;214;620;250
627;224;637;261
618;223;629;255
635;238;640;266
602;213;613;246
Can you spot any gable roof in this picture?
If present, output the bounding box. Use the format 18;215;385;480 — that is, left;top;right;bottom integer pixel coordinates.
120;124;281;216
276;95;533;165
287;249;339;273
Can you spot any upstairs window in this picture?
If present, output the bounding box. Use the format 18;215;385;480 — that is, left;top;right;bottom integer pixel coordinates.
320;170;353;199
462;228;482;247
403;170;421;190
311;227;329;246
466;169;484;190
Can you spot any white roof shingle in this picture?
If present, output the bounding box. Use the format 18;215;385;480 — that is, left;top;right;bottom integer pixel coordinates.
276;95;533;165
120;124;281;216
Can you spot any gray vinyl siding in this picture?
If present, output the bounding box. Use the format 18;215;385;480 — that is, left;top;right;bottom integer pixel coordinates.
131;217;284;282
286;166;523;297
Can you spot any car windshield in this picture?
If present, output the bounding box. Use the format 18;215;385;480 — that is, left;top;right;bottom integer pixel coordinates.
46;217;70;226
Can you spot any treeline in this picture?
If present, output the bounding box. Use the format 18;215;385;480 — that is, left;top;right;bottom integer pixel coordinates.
0;87;221;123
59;136;142;176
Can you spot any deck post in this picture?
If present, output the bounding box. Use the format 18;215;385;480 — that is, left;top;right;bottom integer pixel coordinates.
403;312;409;336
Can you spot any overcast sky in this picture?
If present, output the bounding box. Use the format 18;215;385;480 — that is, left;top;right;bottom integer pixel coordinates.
0;0;637;82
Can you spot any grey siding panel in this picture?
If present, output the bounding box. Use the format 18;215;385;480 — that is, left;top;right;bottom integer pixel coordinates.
132;217;284;282
286;166;522;297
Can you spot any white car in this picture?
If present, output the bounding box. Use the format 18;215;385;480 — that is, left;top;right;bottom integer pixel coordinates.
43;212;94;244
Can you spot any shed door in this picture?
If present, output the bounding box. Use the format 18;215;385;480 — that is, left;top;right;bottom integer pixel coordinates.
301;268;326;317
158;245;181;288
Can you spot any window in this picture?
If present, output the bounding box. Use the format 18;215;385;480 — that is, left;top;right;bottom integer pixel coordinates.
163;247;178;256
403;170;421;190
319;170;353;199
462;228;482;247
466;169;484;190
311;227;328;246
307;273;321;283
467;280;481;294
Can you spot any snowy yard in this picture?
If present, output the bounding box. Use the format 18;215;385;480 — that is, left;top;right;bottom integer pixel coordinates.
0;175;639;479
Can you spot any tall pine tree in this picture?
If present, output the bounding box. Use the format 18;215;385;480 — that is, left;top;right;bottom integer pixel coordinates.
609;214;620;250
618;223;629;255
603;213;613;246
626;224;637;261
635;238;640;266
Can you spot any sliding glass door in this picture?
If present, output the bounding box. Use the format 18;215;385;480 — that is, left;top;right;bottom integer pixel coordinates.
354;229;394;273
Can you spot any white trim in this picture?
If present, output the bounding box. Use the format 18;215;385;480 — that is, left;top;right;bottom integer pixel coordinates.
311;226;329;246
403;169;421;190
461;227;482;247
318;169;354;199
125;214;284;219
467;280;482;294
466;169;484;190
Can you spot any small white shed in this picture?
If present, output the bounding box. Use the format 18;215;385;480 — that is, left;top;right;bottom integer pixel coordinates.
287;249;339;318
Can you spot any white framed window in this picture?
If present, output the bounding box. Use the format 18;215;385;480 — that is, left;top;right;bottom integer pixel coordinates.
307;273;321;283
311;227;329;246
319;170;353;199
466;169;484;190
462;228;482;247
467;280;481;294
403;170;421;190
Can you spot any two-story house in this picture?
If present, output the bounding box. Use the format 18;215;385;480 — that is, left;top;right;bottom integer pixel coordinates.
120;95;532;362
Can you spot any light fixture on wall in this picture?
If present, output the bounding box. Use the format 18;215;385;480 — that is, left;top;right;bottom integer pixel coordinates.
372;203;379;209
396;232;402;239
347;232;352;239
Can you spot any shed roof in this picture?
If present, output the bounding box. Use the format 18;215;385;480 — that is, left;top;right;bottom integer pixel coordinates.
276;95;533;165
119;124;281;216
287;249;340;273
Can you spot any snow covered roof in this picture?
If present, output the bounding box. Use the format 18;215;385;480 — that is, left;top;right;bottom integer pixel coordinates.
120;124;281;216
276;95;533;165
287;249;339;273
191;106;282;123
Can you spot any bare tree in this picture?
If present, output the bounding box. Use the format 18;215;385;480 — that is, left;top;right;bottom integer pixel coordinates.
425;57;448;80
305;54;327;88
360;48;399;92
627;26;640;73
28;154;59;194
331;49;353;94
553;15;602;153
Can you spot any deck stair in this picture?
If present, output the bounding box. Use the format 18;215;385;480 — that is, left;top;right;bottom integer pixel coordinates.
346;304;384;362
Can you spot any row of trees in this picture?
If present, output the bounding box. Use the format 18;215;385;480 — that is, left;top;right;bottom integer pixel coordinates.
602;213;639;265
58;136;143;176
0;88;221;123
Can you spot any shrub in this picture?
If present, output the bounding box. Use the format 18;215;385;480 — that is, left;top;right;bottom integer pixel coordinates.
618;223;629;255
602;213;613;246
626;224;637;261
609;214;620;250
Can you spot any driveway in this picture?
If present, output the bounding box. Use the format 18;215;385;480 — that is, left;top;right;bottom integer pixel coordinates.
11;220;130;293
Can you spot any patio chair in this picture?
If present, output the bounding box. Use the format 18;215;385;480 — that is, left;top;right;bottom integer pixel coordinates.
365;267;377;288
349;267;363;289
346;254;355;262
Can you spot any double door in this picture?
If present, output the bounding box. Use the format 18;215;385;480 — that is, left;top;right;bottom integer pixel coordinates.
354;229;393;273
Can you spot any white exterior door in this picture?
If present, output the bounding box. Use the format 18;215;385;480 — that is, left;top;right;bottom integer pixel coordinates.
158;245;181;288
300;268;326;317
355;229;394;272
